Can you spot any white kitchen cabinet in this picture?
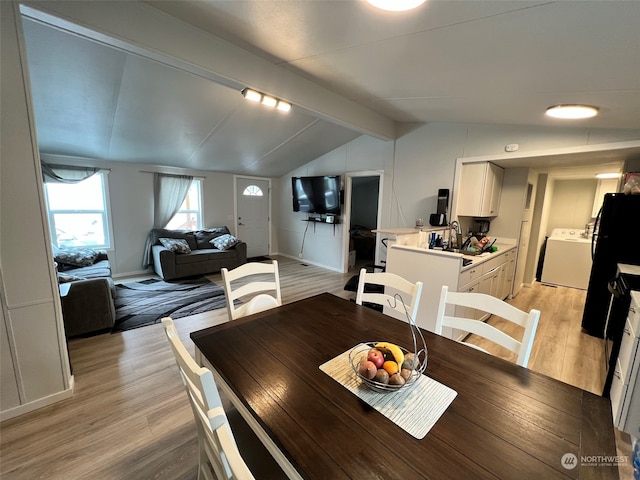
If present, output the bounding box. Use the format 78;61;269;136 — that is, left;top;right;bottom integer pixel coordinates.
610;291;640;437
386;243;516;339
591;178;619;217
457;162;504;217
503;250;516;299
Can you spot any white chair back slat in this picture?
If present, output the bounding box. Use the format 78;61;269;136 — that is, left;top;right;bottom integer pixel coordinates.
229;281;280;301
434;285;540;368
443;315;522;354
442;291;531;328
161;318;255;480
355;269;424;319
221;261;282;320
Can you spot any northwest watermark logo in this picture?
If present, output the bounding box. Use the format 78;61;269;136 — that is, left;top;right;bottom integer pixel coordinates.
561;453;578;470
562;452;628;469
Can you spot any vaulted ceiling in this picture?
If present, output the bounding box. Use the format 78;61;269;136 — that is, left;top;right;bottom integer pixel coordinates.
20;1;640;177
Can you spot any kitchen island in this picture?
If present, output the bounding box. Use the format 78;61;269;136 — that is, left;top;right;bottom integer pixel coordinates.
386;242;517;339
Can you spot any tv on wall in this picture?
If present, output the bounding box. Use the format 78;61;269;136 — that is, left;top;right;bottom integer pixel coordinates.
292;175;341;215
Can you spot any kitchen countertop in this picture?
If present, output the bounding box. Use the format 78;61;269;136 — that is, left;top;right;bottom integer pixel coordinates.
459;243;517;270
389;242;517;271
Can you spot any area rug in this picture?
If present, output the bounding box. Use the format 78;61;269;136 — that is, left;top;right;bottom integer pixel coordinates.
113;277;228;332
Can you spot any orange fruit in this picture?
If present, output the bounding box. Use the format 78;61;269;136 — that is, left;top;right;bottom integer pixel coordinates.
382;360;399;376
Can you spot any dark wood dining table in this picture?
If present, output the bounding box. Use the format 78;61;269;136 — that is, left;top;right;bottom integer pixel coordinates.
191;293;619;480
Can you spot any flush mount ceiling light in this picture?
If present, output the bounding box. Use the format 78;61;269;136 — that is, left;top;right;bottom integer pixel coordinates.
241;88;292;113
596;173;621;179
366;0;426;11
545;104;599;119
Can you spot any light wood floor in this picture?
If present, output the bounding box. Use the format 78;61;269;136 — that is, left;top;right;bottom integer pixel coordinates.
0;256;632;479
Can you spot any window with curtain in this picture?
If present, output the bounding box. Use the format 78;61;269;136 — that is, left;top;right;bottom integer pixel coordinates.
44;172;111;248
165;179;202;230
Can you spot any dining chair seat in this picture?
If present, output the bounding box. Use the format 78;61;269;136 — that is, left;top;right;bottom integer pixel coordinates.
355;269;423;320
221;260;282;320
434;285;540;367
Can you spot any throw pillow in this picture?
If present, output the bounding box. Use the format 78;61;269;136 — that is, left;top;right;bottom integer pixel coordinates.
159;237;192;254
211;234;240;251
54;248;99;267
58;272;86;283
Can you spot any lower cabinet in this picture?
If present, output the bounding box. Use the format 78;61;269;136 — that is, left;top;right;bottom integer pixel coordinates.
385;244;517;339
610;292;640;437
453;247;516;340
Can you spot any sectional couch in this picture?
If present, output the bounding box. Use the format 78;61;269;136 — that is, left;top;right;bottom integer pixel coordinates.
150;227;247;280
55;249;116;337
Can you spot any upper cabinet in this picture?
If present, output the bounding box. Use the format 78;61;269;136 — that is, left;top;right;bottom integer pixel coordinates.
457;162;505;217
591;178;619;217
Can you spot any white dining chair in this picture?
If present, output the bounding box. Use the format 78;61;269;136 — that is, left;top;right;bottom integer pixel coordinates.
161;317;255;480
434;285;540;368
221;260;282;320
355;269;423;320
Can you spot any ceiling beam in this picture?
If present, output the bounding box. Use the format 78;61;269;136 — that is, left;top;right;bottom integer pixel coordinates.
20;1;397;141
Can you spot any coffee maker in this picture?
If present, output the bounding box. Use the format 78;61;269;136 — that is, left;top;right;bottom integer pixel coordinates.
472;218;491;238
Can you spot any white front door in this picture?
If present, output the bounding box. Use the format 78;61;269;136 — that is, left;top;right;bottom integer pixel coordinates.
236;177;270;258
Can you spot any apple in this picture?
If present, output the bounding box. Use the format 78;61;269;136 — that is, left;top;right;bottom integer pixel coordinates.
358;360;377;380
367;348;384;368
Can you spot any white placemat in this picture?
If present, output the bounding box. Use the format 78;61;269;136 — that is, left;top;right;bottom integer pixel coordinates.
319;344;457;439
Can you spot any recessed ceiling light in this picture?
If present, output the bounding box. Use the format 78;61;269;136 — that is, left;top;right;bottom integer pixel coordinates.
596;173;621;179
545;104;599;119
366;0;426;12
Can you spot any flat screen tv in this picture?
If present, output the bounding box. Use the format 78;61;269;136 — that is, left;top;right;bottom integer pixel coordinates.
292;175;341;215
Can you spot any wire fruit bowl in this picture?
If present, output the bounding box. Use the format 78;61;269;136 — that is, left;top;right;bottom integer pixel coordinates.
349;342;427;393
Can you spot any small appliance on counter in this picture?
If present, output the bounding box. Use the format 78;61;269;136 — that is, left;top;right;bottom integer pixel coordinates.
429;189;449;226
471;218;491;238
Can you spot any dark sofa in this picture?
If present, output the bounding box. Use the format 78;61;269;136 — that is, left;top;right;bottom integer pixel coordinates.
150;227;247;280
56;250;116;337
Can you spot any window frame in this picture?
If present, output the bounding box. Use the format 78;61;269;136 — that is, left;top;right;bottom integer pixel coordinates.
44;171;113;249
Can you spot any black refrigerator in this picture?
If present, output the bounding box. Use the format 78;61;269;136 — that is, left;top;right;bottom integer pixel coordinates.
581;193;640;338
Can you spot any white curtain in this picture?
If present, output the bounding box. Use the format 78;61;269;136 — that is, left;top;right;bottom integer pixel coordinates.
41;162;100;183
142;173;194;268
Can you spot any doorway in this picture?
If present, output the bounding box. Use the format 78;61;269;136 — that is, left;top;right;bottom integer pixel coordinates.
344;172;383;272
235;176;270;258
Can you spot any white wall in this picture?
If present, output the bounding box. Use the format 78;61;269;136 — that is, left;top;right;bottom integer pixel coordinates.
1;1;72;420
275;123;640;272
40;155;238;277
546;179;598;233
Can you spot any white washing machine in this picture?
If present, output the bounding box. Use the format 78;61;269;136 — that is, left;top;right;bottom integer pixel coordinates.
541;228;593;290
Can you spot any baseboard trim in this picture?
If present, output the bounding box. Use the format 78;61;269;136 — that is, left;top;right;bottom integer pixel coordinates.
0;375;74;422
276;253;344;273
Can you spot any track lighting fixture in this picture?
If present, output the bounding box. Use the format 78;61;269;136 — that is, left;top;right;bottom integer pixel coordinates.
241;88;292;112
